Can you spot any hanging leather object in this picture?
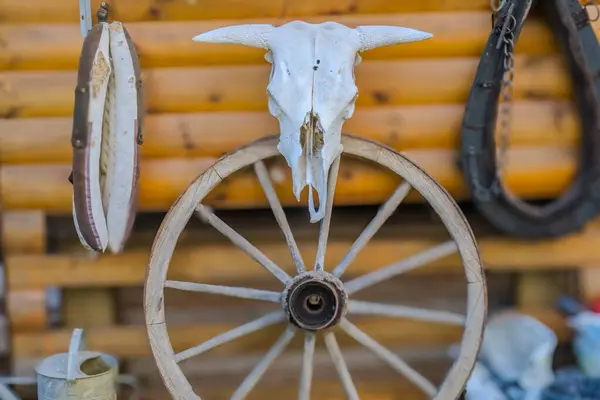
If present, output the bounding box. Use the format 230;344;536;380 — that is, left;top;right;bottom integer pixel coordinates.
70;2;144;253
459;0;600;239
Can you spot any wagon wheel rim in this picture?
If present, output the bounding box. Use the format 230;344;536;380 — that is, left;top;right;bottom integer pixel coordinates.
144;134;487;400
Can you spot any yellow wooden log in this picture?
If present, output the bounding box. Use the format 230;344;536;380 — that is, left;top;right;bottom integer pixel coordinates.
6;229;600;290
1;211;48;332
0;0;491;23
143;379;429;400
0;146;576;212
10;308;566;358
0;100;579;164
0;56;570;118
62;289;117;329
5;290;47;332
0;12;558;70
0;210;46;253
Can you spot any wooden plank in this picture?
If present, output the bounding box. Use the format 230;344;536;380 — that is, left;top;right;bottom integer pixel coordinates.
0;0;491;23
1;211;48;332
6;230;600;289
516;271;564;309
0;211;46;253
62;288;116;328
53;206;460;250
142;381;427;400
129;346;452;380
133;350;450;400
140;380;430;400
11;308;566;358
118;274;470;325
579;266;600;301
0;12;560;70
0;100;578;164
0;55;570;118
5;290;46;332
0;146;578;212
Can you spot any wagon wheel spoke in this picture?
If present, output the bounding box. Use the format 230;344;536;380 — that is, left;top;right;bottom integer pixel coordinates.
332;181;412;278
324;332;360;400
174;311;285;363
315;156;341;272
344;240;458;295
196;204;291;284
299;332;316;400
347;300;466;325
254;161;306;274
230;326;296;400
339;319;437;397
165;281;282;303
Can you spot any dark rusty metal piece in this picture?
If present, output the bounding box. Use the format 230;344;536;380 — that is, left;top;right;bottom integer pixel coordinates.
97;2;110;23
282;271;346;331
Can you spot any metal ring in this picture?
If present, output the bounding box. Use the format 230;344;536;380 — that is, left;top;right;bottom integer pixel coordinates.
490;0;507;12
585;1;600;22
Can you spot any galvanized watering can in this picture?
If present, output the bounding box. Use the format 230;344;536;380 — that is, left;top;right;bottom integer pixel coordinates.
35;328;119;400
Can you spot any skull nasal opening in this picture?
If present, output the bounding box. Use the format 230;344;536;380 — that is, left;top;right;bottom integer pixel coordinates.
299;113;324;152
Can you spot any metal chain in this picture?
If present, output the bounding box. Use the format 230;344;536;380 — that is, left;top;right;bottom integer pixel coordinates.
497;19;516;175
490;0;516;176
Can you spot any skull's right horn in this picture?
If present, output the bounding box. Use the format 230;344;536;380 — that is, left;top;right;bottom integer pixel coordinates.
355;25;433;52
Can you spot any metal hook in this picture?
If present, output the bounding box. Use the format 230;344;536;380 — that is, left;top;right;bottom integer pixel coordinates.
79;0;93;38
490;0;507;12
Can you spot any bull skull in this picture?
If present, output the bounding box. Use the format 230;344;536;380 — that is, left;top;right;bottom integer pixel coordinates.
193;21;432;222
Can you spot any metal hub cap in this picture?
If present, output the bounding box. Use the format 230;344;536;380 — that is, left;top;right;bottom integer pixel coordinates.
282;271;347;331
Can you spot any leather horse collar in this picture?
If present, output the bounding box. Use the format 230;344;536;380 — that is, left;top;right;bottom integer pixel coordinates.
460;0;600;239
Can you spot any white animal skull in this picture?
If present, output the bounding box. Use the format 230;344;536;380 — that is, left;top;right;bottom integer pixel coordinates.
193;21;432;222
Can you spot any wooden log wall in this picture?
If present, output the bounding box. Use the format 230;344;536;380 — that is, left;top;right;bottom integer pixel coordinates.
1;1;600;398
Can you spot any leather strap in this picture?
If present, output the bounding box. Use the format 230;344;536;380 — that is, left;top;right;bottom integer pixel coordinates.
459;0;600;239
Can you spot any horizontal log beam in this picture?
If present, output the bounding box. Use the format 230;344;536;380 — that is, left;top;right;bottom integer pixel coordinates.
0;211;46;253
0;12;560;70
6;229;600;289
0;0;492;23
0;56;570;118
0;146;577;212
5;290;47;332
0;100;578;164
11;308;566;358
144;380;430;400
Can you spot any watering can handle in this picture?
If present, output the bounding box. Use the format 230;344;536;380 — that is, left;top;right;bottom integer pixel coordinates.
0;384;21;400
66;328;86;385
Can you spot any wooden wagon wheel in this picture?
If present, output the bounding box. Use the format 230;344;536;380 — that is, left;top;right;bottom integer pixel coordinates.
145;134;487;400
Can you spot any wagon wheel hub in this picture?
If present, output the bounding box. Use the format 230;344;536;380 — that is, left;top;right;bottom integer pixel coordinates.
283;272;347;331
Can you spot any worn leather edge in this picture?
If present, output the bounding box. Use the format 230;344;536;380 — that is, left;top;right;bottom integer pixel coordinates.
70;23;107;251
118;23;144;252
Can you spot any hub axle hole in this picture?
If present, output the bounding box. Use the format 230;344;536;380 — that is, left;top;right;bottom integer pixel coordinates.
305;294;325;313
